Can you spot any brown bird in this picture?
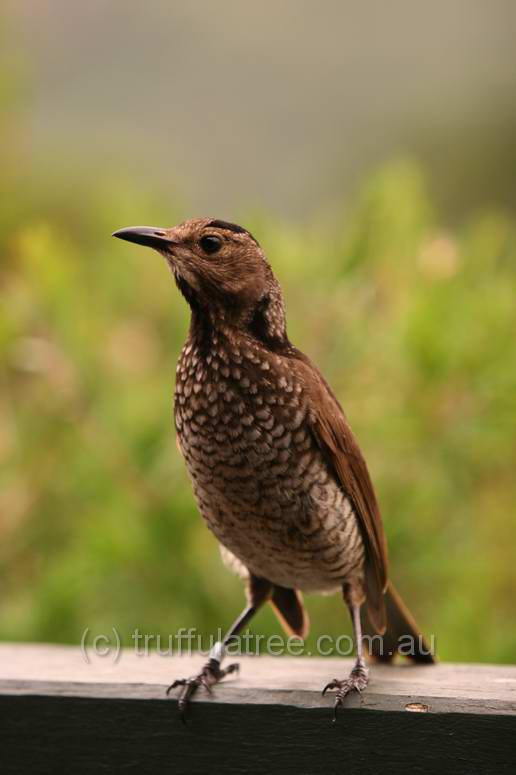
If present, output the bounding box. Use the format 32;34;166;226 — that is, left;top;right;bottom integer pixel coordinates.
113;218;435;719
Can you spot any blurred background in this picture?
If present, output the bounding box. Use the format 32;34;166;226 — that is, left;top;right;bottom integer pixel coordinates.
1;1;515;663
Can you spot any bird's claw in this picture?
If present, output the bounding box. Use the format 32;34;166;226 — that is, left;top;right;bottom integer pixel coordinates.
322;663;369;721
200;675;213;693
166;658;240;721
166;677;187;692
321;678;340;696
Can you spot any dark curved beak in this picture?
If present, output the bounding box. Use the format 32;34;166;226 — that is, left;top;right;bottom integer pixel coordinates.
112;226;173;250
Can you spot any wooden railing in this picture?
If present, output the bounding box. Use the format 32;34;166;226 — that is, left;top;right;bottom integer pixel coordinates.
1;643;515;774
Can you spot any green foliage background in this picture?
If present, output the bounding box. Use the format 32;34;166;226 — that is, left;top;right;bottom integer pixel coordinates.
1;19;515;663
1;156;515;664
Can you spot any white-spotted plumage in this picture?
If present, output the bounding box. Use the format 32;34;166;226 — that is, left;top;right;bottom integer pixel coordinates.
175;325;365;594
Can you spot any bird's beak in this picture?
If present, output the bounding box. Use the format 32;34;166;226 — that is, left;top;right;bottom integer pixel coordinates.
112;226;173;251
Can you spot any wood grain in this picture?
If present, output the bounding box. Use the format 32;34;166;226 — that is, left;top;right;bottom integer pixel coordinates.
1;644;515;774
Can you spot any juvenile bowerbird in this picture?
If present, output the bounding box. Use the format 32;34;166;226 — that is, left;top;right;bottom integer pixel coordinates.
113;219;435;720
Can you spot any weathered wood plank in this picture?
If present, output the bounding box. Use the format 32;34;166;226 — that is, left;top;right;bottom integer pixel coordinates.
1;644;515;774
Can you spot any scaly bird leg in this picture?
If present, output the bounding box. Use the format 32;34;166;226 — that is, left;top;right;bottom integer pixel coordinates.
167;577;272;721
166;645;240;721
322;591;369;721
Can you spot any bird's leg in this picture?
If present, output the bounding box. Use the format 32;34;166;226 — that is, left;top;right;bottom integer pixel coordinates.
322;587;369;721
167;577;271;720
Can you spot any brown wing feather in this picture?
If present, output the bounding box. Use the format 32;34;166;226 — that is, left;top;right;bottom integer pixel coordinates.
292;353;388;634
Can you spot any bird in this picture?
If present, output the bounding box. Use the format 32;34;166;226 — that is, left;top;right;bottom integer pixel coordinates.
113;218;435;720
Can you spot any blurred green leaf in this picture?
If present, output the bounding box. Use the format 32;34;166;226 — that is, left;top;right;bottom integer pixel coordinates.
1;137;515;664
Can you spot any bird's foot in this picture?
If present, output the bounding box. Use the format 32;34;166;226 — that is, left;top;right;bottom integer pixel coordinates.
166;657;239;722
322;661;369;721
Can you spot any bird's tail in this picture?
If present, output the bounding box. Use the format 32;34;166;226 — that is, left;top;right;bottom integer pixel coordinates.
362;581;436;664
270;585;310;639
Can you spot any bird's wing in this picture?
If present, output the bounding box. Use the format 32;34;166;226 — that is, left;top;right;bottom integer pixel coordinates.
292;353;388;633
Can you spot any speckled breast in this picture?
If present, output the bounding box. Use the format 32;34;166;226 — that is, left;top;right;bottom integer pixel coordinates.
174;330;365;592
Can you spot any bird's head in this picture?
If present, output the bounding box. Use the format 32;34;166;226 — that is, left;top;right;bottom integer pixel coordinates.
113;218;287;344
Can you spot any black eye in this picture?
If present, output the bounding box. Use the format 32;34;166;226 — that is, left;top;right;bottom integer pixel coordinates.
200;234;222;255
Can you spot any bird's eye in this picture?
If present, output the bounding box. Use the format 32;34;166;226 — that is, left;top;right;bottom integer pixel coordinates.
200;234;222;255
